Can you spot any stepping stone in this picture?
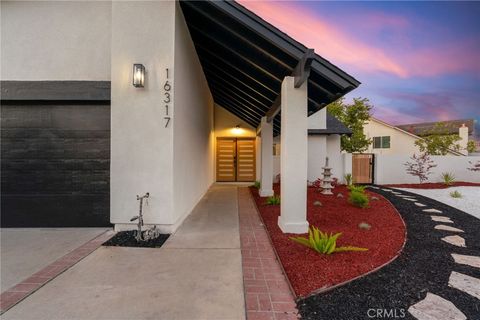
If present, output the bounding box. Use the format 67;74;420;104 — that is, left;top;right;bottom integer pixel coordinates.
404;198;418;202
392;191;402;195
431;216;453;223
442;236;466;247
423;208;442;213
434;225;464;233
451;254;480;268
448;271;480;300
381;189;392;192
408;292;466;320
370;186;379;189
415;202;427;207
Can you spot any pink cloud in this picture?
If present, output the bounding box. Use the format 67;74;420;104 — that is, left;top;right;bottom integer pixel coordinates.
239;1;409;78
239;1;480;78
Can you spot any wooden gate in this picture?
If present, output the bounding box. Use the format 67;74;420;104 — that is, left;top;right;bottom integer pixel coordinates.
216;138;256;182
352;154;374;184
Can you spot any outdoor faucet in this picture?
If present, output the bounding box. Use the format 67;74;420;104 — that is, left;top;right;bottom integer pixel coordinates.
132;192;149;241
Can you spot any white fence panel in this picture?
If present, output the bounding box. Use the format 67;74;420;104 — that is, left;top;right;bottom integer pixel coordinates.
374;155;480;184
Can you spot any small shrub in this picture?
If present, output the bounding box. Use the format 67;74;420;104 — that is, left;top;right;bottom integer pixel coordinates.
290;226;368;255
266;195;281;205
404;153;437;183
252;181;261;189
441;172;455;186
347;184;367;194
450;190;462;198
349;191;369;208
344;173;353;186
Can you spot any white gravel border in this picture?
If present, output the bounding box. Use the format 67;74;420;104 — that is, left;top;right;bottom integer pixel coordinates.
394;186;480;220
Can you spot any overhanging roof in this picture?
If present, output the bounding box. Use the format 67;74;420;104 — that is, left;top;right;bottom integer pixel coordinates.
308;114;352;136
180;0;360;135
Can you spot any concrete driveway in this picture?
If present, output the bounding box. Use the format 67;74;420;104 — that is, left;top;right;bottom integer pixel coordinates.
2;185;245;320
1;228;108;292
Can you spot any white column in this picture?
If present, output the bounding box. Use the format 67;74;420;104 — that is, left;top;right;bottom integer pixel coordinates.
259;117;274;197
278;77;309;234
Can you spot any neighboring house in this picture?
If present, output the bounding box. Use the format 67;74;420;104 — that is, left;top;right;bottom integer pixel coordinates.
397;119;477;155
0;0;359;234
363;117;464;156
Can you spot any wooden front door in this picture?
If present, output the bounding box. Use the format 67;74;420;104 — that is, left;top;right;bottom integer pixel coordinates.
216;138;256;182
352;154;374;184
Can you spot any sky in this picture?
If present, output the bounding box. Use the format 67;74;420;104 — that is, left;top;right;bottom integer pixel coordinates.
238;0;480;137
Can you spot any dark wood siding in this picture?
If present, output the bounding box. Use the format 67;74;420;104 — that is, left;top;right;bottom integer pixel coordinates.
1;103;111;227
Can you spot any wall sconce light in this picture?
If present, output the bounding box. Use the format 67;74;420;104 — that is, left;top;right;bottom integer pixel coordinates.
133;64;145;88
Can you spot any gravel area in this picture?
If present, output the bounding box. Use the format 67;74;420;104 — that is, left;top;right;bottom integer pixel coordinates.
297;187;480;320
396;187;480;220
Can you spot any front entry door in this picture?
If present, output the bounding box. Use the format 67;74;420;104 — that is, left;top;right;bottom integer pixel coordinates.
216;138;256;182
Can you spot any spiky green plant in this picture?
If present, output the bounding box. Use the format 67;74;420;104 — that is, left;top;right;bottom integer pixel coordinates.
290;226;368;255
253;181;261;189
347;184;367;193
349;191;369;208
441;172;455;186
266;195;281;205
344;173;353;186
450;190;462;198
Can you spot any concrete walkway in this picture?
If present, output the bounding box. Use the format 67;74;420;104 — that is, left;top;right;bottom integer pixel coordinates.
2;184;245;320
1;228;107;291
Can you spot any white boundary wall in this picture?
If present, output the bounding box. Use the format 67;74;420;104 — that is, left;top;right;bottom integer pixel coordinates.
375;155;480;184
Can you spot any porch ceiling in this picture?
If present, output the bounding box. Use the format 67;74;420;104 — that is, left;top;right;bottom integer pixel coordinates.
180;0;360;135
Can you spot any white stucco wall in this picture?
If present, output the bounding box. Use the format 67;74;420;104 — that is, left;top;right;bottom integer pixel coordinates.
110;1;175;229
172;3;214;229
273;109;349;183
1;1;111;80
375;155;480;184
308;108;327;129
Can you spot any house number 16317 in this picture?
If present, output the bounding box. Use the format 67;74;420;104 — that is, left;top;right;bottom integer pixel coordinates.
164;68;172;128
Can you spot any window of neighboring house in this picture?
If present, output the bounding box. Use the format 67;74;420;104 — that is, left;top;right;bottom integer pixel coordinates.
373;136;391;149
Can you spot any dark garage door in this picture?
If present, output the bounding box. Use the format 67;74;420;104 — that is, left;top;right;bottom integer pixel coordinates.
1;103;111;227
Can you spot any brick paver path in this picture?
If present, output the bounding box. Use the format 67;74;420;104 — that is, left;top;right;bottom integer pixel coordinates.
238;187;299;320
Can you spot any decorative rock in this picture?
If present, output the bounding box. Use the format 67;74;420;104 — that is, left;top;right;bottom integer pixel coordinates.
434;225;464;233
392;191;402;195
451;254;480;269
415;202;427;207
336;193;344;198
381;189;392;192
313;200;322;207
448;271;480;300
403;198;417;202
423;208;442;213
431;216;453;224
408;292;466;320
441;236;466;247
369;186;379;189
371;196;379;201
358;222;371;230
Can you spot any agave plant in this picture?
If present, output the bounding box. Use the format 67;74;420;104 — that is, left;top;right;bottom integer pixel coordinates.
441;172;455;186
290;226;368;255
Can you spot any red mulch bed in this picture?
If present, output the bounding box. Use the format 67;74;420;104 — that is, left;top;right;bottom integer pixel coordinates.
249;184;406;298
385;182;480;189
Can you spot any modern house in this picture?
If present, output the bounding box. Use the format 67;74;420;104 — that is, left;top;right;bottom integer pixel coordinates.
363;117;465;156
1;1;360;234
